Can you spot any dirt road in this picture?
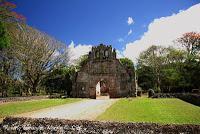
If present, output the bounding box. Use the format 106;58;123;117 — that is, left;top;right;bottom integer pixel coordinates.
16;99;117;120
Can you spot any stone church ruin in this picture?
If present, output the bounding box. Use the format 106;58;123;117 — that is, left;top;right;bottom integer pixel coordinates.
72;44;135;98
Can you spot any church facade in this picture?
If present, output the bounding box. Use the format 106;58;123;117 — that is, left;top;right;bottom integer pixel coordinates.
72;44;136;98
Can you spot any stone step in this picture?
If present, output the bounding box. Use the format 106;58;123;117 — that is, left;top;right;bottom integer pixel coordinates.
96;95;110;100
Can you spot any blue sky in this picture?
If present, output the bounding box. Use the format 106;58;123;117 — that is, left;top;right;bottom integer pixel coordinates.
12;0;200;62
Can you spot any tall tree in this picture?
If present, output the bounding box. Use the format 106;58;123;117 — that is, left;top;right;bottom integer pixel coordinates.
8;25;70;95
0;0;25;97
176;32;200;90
138;45;167;92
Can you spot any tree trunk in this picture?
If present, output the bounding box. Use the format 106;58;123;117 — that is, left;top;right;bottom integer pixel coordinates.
157;74;161;93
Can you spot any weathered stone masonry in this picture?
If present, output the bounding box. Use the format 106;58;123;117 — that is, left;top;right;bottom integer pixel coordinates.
72;44;135;98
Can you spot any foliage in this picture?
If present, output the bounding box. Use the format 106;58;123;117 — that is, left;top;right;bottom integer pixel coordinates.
75;54;89;70
119;57;134;69
0;21;10;49
0;0;25;22
0;23;70;96
119;57;135;82
43;66;76;96
137;33;200;93
137;45;167;92
7;25;70;95
0;0;27;97
180;60;200;91
176;32;200;57
97;98;200;124
148;89;155;97
137;65;155;91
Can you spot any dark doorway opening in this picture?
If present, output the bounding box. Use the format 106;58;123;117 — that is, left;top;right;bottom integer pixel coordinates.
96;79;109;99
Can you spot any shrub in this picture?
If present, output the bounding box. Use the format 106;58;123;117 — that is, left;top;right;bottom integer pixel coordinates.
137;90;142;97
177;94;200;106
192;89;199;94
148;89;155;98
48;93;61;99
151;93;200;106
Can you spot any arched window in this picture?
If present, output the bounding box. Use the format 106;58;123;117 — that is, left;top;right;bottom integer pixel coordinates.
105;50;109;58
96;51;99;58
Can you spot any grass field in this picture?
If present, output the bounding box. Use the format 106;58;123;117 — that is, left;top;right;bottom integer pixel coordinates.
0;98;81;120
97;98;200;124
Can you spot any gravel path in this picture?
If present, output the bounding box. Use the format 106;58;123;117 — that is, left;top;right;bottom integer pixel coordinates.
16;99;117;120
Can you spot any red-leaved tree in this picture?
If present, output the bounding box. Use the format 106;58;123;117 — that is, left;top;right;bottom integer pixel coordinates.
0;0;25;22
177;32;200;56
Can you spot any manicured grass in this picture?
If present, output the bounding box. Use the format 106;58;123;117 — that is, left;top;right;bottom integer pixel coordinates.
97;98;200;124
0;98;81;119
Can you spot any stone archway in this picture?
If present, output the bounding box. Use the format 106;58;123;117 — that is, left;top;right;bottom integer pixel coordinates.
95;79;110;99
96;81;101;97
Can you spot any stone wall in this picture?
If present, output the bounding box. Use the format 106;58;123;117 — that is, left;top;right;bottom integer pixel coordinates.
1;117;200;134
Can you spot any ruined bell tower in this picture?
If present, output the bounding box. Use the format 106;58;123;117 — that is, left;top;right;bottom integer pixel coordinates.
72;44;135;99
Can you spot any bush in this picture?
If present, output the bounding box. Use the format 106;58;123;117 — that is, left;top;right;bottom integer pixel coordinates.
148;89;155;98
151;93;174;98
137;90;142;97
192;89;199;94
151;93;200;106
48;93;61;98
177;94;200;106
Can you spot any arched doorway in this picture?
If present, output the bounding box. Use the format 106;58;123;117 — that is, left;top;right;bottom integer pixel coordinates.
95;79;110;99
96;81;101;96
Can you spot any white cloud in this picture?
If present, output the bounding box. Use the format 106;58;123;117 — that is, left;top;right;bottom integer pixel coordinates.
127;17;134;25
118;38;124;42
68;41;92;64
123;4;200;63
128;29;132;35
68;42;124;63
116;49;124;59
179;9;184;13
52;50;60;57
142;24;146;28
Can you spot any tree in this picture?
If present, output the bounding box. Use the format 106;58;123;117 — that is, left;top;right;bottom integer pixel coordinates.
161;47;185;92
138;45;166;92
8;25;70;95
75;54;89;71
120;57;135;78
43;66;76;96
165;47;186;65
176;32;200;90
137;65;155;91
0;0;25;22
119;58;134;69
0;0;25;97
161;68;182;92
176;32;200;58
0;21;10;49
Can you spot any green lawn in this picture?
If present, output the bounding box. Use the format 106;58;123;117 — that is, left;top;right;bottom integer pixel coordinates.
97;98;200;124
0;98;81;120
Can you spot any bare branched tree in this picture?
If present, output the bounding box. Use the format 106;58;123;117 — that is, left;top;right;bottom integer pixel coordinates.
8;24;69;95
